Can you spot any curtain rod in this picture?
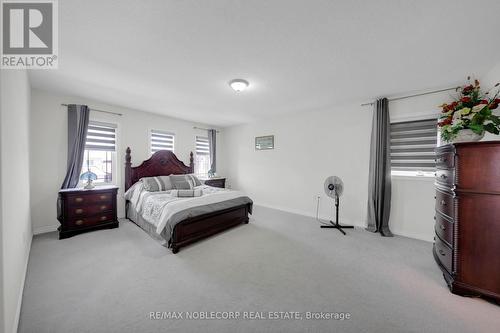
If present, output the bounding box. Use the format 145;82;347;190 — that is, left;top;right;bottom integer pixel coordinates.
360;86;459;107
193;126;220;133
61;104;123;116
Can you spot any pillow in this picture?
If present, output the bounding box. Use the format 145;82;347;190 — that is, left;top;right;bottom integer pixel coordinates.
169;175;193;190
141;176;173;192
170;188;203;197
186;174;202;187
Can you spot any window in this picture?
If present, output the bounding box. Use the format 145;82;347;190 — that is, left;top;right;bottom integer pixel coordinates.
81;122;117;184
195;136;210;176
151;130;175;154
390;118;437;177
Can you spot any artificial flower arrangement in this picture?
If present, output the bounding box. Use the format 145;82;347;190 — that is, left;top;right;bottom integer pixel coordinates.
438;77;500;142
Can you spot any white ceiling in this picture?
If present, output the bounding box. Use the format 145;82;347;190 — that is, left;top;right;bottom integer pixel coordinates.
30;0;500;126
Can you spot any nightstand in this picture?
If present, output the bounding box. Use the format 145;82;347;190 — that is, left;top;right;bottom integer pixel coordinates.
57;185;119;239
203;177;226;188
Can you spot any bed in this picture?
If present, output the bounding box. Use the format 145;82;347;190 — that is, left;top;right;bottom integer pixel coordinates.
124;147;253;253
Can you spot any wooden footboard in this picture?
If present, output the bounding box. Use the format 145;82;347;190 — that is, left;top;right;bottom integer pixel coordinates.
170;203;251;253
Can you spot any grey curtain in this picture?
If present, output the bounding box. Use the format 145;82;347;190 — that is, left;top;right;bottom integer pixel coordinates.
208;129;217;173
366;98;393;237
61;104;89;189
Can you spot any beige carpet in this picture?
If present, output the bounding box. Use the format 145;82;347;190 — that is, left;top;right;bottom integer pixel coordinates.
18;206;500;333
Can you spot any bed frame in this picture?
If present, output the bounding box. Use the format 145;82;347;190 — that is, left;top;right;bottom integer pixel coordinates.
124;147;250;253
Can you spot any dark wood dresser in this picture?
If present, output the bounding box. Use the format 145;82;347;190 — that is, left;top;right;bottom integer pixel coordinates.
433;141;500;302
58;186;119;239
204;177;226;188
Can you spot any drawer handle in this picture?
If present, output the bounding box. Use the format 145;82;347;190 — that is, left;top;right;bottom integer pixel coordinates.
100;195;108;200
440;174;447;179
440;200;447;206
438;249;446;256
75;208;84;214
75;197;84;203
100;205;107;210
440;224;446;230
75;219;84;225
100;216;107;221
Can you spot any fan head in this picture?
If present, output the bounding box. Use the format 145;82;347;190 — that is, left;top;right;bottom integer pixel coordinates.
324;176;344;198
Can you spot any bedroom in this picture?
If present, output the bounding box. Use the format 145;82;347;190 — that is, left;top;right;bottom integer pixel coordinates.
1;1;500;332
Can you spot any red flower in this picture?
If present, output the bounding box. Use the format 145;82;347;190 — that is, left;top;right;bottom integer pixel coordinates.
461;97;471;103
490;103;499;110
438;118;453;127
479;99;489;104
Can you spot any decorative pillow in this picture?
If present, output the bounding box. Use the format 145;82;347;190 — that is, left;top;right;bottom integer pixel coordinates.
141;176;173;192
186;174;202;187
169;175;193;190
170;188;203;197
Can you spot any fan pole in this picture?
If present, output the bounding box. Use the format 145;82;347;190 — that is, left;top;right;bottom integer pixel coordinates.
320;197;354;235
335;196;339;225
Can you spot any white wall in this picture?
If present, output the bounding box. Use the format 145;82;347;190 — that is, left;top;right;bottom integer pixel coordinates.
220;91;454;242
1;70;32;333
220;102;372;227
30;89;222;233
482;61;500;91
481;61;500;142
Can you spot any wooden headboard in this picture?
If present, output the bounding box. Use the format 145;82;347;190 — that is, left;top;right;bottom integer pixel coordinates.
124;147;194;191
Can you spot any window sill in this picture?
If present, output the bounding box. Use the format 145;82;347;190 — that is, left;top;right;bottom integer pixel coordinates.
391;174;435;182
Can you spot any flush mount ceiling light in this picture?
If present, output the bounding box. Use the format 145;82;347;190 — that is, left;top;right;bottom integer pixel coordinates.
229;79;249;92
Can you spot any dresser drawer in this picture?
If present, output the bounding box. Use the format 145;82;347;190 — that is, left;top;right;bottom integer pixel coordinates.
58;186;119;239
435;236;453;273
435;168;455;187
68;192;113;205
435;189;455;219
435;150;455;169
434;213;453;247
68;214;115;228
67;203;113;218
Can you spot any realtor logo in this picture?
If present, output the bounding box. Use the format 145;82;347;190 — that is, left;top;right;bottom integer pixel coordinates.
1;0;58;69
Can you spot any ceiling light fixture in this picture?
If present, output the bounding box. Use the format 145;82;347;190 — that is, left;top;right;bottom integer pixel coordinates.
229;79;249;92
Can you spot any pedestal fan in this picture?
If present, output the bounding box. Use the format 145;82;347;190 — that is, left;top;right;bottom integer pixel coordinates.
321;176;354;235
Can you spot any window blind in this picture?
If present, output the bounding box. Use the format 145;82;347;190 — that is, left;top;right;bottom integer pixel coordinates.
85;122;116;151
196;136;209;155
390;118;437;171
151;130;175;153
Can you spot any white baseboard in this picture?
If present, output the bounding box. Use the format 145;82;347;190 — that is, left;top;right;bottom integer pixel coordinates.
253;202;366;228
253;203;434;242
390;229;434;243
13;234;32;333
33;224;58;235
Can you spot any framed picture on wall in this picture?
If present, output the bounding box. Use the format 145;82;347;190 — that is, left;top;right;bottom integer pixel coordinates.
255;135;274;150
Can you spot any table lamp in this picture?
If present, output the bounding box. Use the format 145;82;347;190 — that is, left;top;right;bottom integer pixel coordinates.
80;171;97;189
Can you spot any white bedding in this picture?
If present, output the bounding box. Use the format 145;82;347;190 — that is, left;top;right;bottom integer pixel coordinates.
125;183;250;235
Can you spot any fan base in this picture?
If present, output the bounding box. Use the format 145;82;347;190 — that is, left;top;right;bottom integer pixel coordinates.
321;221;354;235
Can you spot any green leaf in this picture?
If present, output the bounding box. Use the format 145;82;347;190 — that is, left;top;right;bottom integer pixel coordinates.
469;123;484;134
484;123;500;135
489;115;500;125
480;107;492;116
473;111;488;124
